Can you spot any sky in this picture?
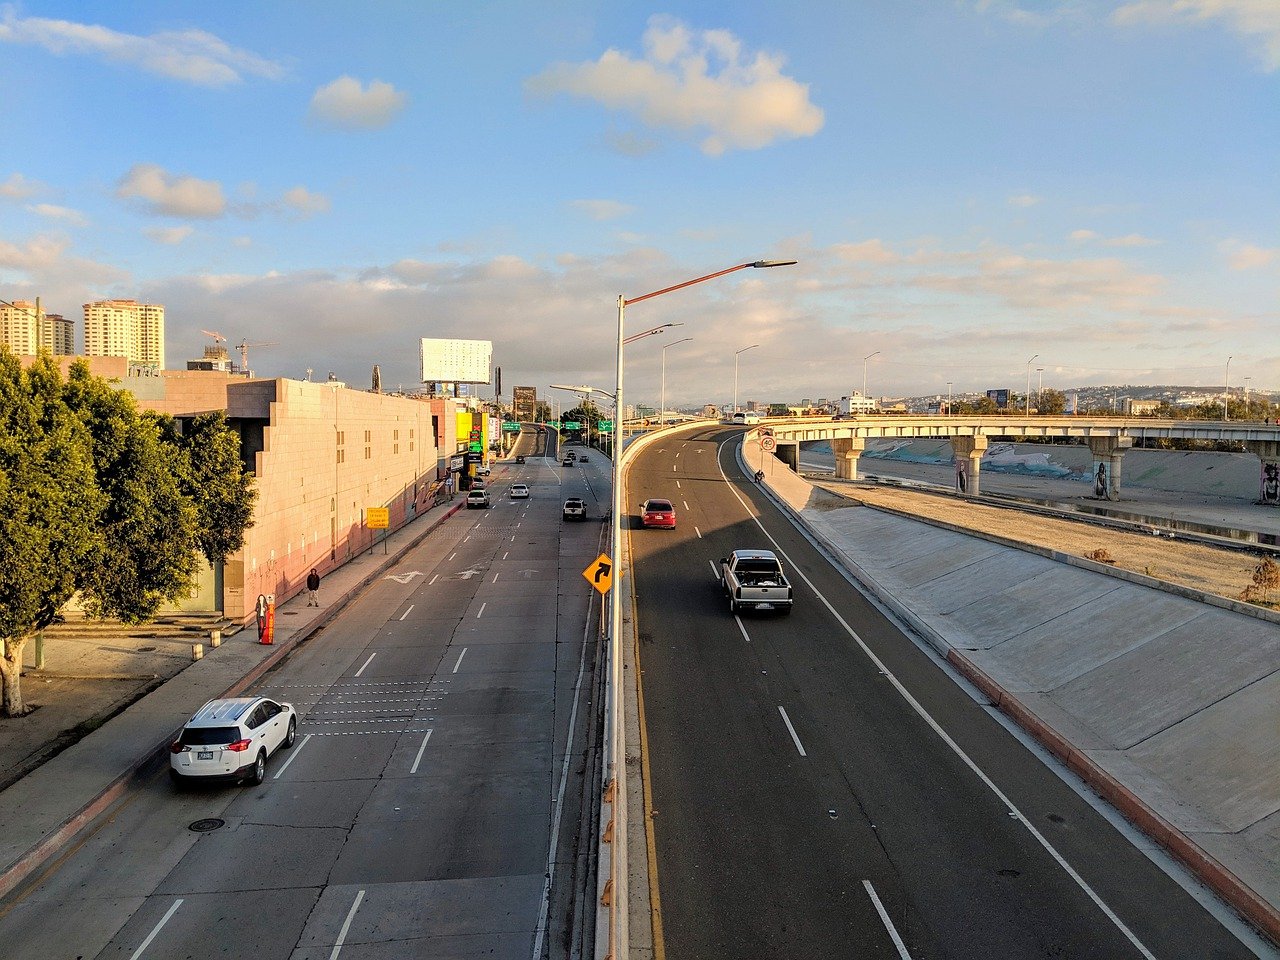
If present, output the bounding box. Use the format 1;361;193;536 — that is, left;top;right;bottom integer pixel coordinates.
1;0;1277;407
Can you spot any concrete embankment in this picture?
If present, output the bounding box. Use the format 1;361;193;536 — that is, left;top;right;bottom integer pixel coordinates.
753;446;1280;946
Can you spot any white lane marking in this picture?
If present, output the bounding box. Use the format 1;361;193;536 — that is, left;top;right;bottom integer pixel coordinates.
682;500;689;510
476;602;486;618
410;729;434;774
531;573;594;960
399;604;413;621
715;439;1158;960
707;559;720;579
428;574;438;585
675;480;681;489
503;551;509;560
353;652;377;677
330;889;366;960
863;881;913;959
778;705;807;757
695;526;702;539
272;733;312;780
735;616;751;643
447;552;456;562
453;647;468;673
511;535;516;542
128;898;183;960
493;572;500;583
671;464;676;471
675;452;680;458
463;535;470;543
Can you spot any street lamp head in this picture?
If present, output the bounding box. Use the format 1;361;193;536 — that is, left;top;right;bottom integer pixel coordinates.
736;343;761;356
750;260;798;268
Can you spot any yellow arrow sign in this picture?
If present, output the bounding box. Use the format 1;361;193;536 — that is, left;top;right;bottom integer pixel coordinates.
583;553;614;594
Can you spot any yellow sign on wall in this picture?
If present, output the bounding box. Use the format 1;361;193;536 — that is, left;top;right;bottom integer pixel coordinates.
366;507;390;529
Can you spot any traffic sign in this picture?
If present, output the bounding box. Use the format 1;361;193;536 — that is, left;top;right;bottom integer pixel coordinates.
365;507;390;529
564;420;582;430
599;420;613;431
582;553;613;594
760;435;776;452
548;420;561;428
502;422;521;433
468;441;483;453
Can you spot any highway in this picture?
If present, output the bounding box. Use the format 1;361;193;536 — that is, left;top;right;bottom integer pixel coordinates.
628;424;1260;959
0;429;607;960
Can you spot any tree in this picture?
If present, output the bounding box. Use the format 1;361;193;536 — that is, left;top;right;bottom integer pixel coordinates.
1250;557;1280;605
158;412;257;564
1038;388;1066;416
0;353;105;715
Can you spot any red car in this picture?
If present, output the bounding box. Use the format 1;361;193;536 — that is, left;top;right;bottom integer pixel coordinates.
640;498;677;529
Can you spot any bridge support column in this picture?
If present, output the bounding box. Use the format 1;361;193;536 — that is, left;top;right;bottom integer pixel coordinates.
1245;440;1280;506
950;436;987;495
1087;436;1134;501
831;437;865;479
776;441;800;472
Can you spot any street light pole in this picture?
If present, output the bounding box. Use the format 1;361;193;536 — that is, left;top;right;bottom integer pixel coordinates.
862;351;880;408
660;337;693;427
1025;354;1039;415
1224;356;1232;422
734;344;760;414
1036;367;1044;413
1244;377;1252;419
947;381;953;416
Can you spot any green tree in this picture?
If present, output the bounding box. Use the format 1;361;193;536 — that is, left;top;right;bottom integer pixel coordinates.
1038;388;1066;415
158;412;257;564
0;354;105;716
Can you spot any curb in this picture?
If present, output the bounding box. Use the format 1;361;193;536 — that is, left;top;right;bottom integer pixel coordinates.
0;499;464;902
743;448;1280;948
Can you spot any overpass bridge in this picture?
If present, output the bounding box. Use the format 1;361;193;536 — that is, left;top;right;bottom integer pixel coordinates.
751;415;1280;502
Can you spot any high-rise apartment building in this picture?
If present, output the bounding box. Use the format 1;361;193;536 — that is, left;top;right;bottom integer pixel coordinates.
83;299;164;367
0;299;40;354
43;313;75;355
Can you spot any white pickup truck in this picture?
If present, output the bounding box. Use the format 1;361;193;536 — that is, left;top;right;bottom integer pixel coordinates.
720;549;794;615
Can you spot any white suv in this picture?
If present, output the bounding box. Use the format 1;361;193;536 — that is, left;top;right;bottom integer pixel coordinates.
466;488;491;509
170;697;296;786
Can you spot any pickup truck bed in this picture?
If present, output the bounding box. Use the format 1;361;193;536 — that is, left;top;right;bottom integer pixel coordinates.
720;549;793;615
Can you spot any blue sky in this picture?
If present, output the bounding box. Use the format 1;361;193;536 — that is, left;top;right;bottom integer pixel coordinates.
1;1;1277;406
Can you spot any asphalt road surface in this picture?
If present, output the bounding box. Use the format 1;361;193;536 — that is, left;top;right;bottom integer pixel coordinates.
0;428;607;960
628;424;1264;959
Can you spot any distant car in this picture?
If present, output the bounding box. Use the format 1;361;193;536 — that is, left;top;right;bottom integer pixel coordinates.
476;465;491;477
510;483;529;499
563;497;587;521
561;457;574;467
566;451;577;460
515;455;526;464
579;455;589;463
640;498;676;529
170;697;296;786
466;489;491;509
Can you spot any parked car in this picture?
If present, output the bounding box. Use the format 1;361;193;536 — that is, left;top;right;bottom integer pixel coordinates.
466;489;491;509
476;465;491;477
640;498;676;529
510;483;530;499
563;497;587;521
170;697;296;786
515;455;526;464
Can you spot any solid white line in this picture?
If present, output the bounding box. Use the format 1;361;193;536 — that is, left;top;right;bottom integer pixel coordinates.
476;602;486;618
863;880;913;959
128;898;183;960
695;525;702;539
330;889;366;960
453;647;468;673
272;733;312;780
428;574;438;585
353;652;376;677
778;705;807;757
399;604;413;620
735;616;751;643
715;439;1158;959
410;729;434;774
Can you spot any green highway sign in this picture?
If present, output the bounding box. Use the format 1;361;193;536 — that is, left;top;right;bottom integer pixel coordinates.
548;420;560;428
468;441;483;453
563;421;582;430
501;422;521;432
599;420;613;431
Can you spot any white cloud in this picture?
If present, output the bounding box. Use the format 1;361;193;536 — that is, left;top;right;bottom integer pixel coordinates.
1114;0;1280;71
117;163;226;218
308;76;407;130
28;203;87;226
0;10;284;86
1221;240;1278;270
144;225;194;245
282;186;331;218
1069;229;1099;241
833;239;899;264
1008;193;1041;207
570;199;635;221
526;15;824;155
0;172;41;199
1103;233;1159;247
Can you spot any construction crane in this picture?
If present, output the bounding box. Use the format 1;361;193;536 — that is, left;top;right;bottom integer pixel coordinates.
200;329;226;345
236;340;278;375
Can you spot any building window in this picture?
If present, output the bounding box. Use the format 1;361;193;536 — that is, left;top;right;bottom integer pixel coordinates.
394;443;400;454
365;445;371;460
336;449;345;464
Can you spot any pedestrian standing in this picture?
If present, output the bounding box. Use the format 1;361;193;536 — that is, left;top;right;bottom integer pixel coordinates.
307;568;321;606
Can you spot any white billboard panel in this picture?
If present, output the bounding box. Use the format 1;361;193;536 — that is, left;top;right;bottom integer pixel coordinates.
419;338;492;384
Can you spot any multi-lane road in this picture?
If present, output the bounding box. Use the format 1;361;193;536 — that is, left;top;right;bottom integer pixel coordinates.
0;431;608;959
628;424;1264;959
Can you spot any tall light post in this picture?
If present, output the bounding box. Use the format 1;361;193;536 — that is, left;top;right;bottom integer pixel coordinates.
1025;354;1039;415
1244;376;1252;419
862;351;880;407
946;381;953;416
1036;367;1044;413
1224;356;1232;422
660;337;693;426
733;344;760;414
608;260;794;953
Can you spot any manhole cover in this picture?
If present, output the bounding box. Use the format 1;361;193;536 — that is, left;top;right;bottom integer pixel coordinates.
189;818;225;833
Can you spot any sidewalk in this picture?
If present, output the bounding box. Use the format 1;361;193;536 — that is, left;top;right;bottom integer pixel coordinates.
0;497;464;901
748;446;1280;947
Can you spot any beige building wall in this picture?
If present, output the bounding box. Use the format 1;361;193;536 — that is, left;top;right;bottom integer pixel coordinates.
44;314;75;354
83;299;164;366
1;300;40;354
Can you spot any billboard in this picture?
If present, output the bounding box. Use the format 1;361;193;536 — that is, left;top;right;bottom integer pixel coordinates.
419;338;492;384
986;388;1011;410
512;386;537;422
